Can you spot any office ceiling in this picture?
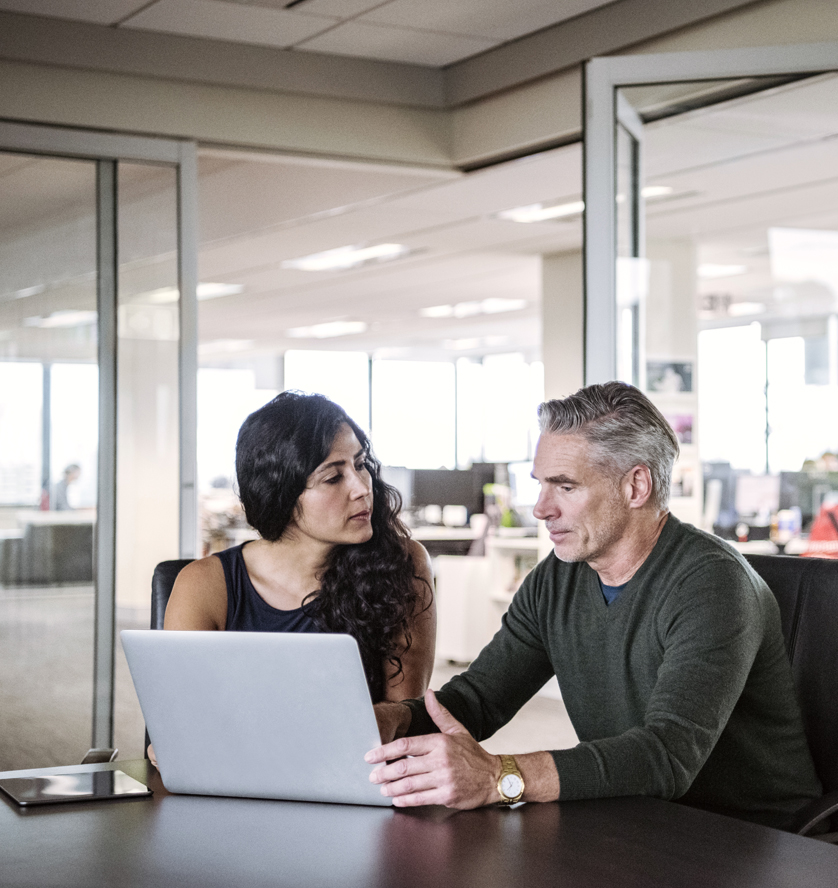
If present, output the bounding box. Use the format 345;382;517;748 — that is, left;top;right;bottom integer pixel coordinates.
0;0;617;68
1;6;837;367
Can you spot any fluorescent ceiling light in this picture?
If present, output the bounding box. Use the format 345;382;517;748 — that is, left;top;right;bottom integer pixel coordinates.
698;264;748;279
728;302;766;317
420;298;527;319
143;283;244;304
15;284;45;299
198;282;244;300
23;310;97;328
283;243;410;272
497;201;584;224
198;339;254;354
286;320;368;339
641;185;674;199
444;335;509;350
499;186;675;224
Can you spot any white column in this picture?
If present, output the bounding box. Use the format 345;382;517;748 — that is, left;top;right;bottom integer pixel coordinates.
541;251;584;400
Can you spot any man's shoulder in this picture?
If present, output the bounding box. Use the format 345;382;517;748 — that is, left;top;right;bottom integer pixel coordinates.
648;515;768;606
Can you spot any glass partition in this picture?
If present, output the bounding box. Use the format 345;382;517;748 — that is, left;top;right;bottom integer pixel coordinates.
585;47;838;550
0;153;99;769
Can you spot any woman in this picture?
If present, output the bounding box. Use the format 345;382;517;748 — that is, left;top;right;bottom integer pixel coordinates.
165;391;436;704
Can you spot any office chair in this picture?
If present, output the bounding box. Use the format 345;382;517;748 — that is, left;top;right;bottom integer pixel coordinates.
745;554;838;841
151;559;194;630
144;559;194;758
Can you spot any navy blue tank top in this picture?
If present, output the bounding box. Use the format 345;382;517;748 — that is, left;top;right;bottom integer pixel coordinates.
216;543;319;633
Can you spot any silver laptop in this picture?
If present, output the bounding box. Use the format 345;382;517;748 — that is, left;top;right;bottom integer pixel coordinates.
121;630;391;807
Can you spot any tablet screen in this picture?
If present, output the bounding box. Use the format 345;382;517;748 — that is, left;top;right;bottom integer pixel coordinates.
0;770;152;806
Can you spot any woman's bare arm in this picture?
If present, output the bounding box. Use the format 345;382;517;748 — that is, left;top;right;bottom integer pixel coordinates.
383;539;436;701
163;556;228;630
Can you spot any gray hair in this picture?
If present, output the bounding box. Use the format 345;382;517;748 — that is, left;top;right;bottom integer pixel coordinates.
537;382;679;511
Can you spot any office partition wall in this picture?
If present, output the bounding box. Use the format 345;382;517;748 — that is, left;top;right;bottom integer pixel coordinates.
583;43;838;531
0;121;197;766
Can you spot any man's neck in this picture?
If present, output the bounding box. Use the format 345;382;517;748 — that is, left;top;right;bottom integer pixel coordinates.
591;511;670;587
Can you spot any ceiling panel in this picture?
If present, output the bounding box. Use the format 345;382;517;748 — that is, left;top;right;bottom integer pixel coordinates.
296;20;497;67
123;0;336;49
359;0;614;42
0;0;145;23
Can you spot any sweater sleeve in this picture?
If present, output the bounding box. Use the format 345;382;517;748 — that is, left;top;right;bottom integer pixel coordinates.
404;564;556;739
552;558;765;801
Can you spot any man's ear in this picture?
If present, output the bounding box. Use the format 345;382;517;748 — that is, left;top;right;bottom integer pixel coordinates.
625;465;654;509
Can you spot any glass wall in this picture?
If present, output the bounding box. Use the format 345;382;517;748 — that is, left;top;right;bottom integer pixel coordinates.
0;152;99;769
625;73;838;548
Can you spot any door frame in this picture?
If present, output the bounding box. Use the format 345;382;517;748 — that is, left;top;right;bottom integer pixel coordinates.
0;120;198;748
583;41;838;385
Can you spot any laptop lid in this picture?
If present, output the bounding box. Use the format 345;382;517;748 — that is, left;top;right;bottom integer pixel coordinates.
121;630;391;807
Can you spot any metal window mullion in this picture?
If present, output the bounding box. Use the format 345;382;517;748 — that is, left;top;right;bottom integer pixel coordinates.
583;58;618;385
177;144;199;560
92;159;118;751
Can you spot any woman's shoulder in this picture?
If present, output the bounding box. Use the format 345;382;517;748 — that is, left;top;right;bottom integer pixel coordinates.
165;553;228;629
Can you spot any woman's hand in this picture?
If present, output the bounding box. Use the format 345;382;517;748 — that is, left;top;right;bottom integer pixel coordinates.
374;701;413;744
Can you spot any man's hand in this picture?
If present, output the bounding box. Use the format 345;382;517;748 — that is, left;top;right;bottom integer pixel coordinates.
365;689;502;809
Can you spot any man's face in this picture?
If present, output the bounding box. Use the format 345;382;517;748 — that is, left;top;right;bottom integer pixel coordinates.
532;432;630;566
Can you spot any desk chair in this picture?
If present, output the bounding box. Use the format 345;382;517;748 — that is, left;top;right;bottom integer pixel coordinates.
745;554;838;841
151;559;194;630
144;559;194;757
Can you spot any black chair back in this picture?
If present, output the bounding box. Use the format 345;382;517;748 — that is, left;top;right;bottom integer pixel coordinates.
745;554;838;799
151;559;194;629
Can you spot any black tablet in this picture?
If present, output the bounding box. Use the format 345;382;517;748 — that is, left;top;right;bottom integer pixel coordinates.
0;769;152;806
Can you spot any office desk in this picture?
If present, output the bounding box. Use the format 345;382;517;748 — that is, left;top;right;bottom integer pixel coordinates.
2;761;836;888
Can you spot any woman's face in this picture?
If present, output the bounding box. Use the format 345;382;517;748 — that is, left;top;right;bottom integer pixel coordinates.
289;423;374;548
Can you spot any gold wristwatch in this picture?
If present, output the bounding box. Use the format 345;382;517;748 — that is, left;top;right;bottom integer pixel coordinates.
496;754;525;805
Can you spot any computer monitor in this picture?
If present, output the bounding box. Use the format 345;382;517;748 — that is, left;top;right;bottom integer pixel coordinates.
734;474;780;520
380;466;413;511
411;467;491;517
780;471;838;528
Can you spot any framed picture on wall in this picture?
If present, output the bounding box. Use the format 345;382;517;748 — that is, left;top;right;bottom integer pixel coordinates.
647;361;693;393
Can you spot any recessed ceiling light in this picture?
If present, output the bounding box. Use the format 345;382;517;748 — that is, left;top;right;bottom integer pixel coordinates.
15;284;45;300
286;320;368;339
499;187;675;224
444;335;510;350
198;339;254;354
698;264;749;279
282;243;410;272
141;283;244;304
641;185;674;199
497;201;584;224
728;302;765;317
420;298;527;319
23;310;97;328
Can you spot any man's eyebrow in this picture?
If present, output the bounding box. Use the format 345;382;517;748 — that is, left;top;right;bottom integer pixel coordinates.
542;473;577;485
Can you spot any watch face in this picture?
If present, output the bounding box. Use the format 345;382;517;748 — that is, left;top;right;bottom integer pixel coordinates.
501;773;523;798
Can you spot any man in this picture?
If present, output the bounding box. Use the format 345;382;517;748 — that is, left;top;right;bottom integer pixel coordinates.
53;464;81;511
368;382;821;828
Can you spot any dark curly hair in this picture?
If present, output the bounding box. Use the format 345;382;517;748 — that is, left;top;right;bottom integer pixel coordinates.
235;391;424;702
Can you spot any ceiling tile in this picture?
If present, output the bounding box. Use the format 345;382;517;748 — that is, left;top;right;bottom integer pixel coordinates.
359;0;614;42
296;20;497;66
122;0;336;49
286;0;389;16
0;0;146;23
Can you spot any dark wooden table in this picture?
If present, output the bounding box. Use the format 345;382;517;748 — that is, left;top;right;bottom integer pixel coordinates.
1;760;836;888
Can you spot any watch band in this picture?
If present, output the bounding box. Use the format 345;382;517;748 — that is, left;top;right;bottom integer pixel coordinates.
496;754;525;805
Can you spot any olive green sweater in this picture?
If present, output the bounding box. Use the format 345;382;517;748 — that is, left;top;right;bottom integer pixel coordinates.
407;516;821;828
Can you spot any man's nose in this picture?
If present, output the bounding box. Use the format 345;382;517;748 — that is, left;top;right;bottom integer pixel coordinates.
532;489;554;520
